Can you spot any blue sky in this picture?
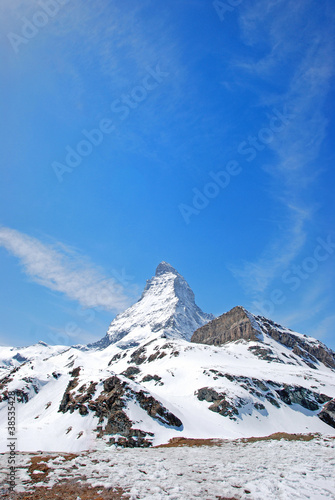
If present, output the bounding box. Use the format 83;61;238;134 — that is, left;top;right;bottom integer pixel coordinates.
1;0;334;349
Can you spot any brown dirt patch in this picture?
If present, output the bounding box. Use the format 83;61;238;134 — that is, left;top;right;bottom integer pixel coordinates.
0;481;129;500
156;437;225;447
239;432;321;443
27;453;78;483
216;497;238;500
156;432;329;447
27;456;53;483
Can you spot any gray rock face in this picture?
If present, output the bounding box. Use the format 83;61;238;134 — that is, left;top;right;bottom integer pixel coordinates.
195;387;241;419
318;399;335;429
196;377;331;421
191;306;335;371
255;316;335;369
274;385;330;411
191;306;260;345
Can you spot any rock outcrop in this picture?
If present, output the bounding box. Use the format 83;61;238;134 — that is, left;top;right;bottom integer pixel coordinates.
191;306;335;370
191;306;260;345
254;316;335;369
196;376;331;420
318;399;335;429
58;372;182;447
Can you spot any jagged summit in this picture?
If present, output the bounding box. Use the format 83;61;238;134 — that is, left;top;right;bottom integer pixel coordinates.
155;261;179;277
90;262;214;349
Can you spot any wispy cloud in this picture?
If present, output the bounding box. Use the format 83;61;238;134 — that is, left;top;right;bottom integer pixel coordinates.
2;0;184;90
231;205;310;295
1;0;185;159
0;226;134;312
231;0;334;296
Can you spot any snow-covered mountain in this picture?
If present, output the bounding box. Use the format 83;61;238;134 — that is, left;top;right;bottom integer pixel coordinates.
90;261;214;349
0;341;69;379
0;262;335;453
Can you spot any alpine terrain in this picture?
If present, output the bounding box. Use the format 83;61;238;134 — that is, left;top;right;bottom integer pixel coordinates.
1;262;335;453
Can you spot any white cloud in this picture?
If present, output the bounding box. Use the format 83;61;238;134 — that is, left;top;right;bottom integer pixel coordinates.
0;226;134;313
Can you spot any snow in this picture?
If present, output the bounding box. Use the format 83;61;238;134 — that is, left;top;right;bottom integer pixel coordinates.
0;342;68;378
1;333;334;453
92;261;214;348
1;436;334;499
0;261;335;454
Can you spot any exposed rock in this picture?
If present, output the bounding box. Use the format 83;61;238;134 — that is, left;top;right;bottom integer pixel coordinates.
70;366;81;378
58;368;82;413
191;307;335;370
14;389;30;403
88;376;155;447
255;316;335;369
196;387;220;403
121;366;140;380
275;385;330;411
129;347;147;365
264;393;280;408
108;430;153;448
141;374;163;385
79;405;88;416
0;375;13;394
195;376;331;418
0;365;21;394
135;390;182;428
318;399;335;428
248;345;283;363
191;306;260;345
108;352;121;365
195;387;240;419
13;353;28;363
60;374;182;447
147;350;167;362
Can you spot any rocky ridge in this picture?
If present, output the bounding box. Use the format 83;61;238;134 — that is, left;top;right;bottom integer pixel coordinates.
1;262;335;451
191;306;335;370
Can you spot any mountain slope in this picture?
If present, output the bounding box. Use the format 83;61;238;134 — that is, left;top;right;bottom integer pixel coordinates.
91;261;214;349
192;306;335;369
1;326;335;452
0;341;68;379
0;263;335;453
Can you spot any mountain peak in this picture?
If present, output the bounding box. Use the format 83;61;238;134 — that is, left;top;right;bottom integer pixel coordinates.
155;261;179;277
91;263;214;349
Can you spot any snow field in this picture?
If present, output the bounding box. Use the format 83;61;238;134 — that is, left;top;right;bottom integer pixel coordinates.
1;436;334;499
